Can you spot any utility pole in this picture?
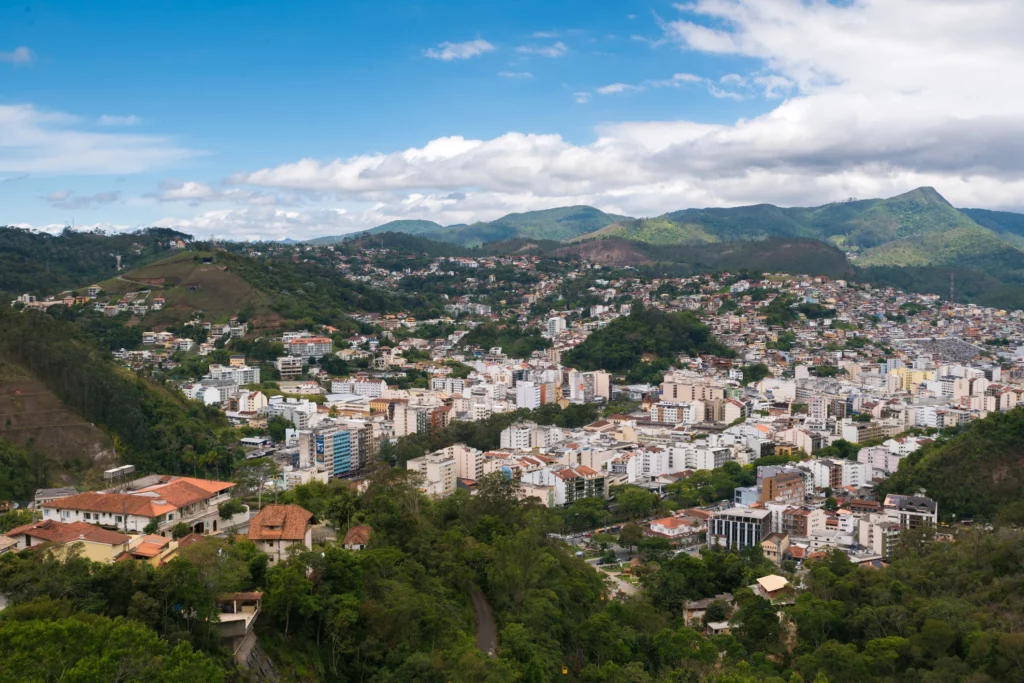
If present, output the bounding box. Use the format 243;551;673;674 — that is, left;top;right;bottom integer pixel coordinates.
949;272;955;304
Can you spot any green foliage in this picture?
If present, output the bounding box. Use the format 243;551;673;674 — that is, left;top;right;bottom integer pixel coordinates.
459;320;551;359
881;407;1024;520
267;415;295;444
217;498;246;520
0;226;190;298
0;439;45;502
563;302;732;374
0;310;235;477
0;612;224;683
742;363;771;385
0;508;37;533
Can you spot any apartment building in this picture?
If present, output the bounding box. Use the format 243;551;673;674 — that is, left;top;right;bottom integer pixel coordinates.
406;452;457;497
708;507;772;551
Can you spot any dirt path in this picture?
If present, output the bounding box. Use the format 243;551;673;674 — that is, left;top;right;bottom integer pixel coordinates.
469;586;497;657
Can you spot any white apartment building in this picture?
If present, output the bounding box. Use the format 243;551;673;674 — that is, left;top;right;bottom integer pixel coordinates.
516;381;541;410
406;452;457;497
207;363;260;385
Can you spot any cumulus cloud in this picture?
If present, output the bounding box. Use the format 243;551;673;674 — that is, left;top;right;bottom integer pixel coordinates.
515;42;568;58
126;0;1024;238
424;39;495;61
46;190;121;210
0;47;34;64
0;104;197;174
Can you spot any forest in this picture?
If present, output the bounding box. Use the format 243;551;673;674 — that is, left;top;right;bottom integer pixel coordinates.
2;464;1024;682
563;303;734;376
0;309;237;478
459;321;552;359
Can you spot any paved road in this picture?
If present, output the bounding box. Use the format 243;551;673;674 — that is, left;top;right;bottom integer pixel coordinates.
469;586;497;657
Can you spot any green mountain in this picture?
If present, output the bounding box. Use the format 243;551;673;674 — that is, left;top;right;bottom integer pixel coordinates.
308;205;628;247
0;226;193;298
960;207;1024;248
571;217;718;245
575;187;981;251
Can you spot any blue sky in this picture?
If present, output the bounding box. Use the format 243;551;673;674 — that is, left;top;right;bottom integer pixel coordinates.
2;0;1023;239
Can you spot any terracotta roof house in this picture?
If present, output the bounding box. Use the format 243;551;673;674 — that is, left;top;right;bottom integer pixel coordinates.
247;504;313;565
4;520;131;564
343;525;372;551
40;476;237;537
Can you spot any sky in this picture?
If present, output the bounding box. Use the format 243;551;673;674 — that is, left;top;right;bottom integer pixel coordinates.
3;0;1024;241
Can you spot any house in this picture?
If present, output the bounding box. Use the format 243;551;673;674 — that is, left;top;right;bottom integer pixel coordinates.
682;593;734;627
760;532;790;565
649;516;694;538
33;487;78;507
216;592;263;653
753;574;793;601
247;504;313;565
40;476;238;536
4;520;131;564
343;525;372;551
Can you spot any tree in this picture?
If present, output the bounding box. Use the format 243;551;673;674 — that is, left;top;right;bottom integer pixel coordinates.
615;485;658;520
618;522;643;553
171;522;192;539
267;415;294;443
218;498;246;520
742;363;771;386
824;497;839;512
234;458;280;509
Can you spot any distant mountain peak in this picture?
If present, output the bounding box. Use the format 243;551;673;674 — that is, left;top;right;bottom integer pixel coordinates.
892;186;951;206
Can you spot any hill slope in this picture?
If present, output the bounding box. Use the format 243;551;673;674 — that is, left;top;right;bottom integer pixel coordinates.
309;205;628;246
0;226;193;298
96;251;274;328
881;408;1024;520
573;217;718;245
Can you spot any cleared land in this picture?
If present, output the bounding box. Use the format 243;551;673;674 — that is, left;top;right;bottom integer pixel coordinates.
96;251;274;328
0;356;117;486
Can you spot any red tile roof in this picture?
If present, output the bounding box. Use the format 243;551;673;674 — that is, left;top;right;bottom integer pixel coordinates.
343;525;372;547
247;504;313;542
6;520;130;546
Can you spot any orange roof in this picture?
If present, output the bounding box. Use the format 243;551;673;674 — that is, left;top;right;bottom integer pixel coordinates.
7;520;130;546
42;476;233;518
247;504;313;542
343;525;372;546
130;534;172;558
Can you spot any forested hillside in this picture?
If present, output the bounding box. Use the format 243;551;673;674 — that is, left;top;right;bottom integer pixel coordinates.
881;407;1024;521
0;309;232;477
563;303;733;382
0;226;191;298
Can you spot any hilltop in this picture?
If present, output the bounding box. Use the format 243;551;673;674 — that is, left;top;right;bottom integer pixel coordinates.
308;205;628;246
0;226;193;299
96;250;274;328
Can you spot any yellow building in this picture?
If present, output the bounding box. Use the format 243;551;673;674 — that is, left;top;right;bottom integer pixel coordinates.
888;368;935;391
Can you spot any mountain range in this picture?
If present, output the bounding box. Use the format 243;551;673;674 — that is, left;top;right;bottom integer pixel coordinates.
310;187;1024;273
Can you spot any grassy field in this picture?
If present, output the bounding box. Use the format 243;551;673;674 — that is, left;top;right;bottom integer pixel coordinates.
97;251;275;328
0;355;117;488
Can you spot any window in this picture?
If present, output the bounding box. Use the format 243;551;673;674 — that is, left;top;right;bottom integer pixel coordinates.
84;513;92;520
115;515;123;523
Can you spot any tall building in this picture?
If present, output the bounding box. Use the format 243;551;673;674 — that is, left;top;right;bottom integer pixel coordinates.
516;381;541;409
761;473;805;505
406;452;457;497
546;316;566;337
708;508;773;550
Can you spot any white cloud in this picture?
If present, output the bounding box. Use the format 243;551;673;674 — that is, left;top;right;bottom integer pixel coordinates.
0;104;197;174
515;42;568;58
596;83;642;95
573;92;591;104
498;71;533;79
115;0;1024;238
46;190;121;210
531;31;560;38
0;47;34;64
424;39;495;61
97;114;141;127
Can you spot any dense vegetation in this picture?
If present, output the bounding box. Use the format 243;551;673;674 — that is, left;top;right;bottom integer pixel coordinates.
5;459;1024;682
0;309;234;477
563;303;733;374
219;252;444;329
0;439;42;502
459;320;551;359
0;226;191;298
881;407;1024;521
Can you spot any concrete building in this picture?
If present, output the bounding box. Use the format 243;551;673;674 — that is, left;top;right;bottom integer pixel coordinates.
407;452;457;497
708;507;772;551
